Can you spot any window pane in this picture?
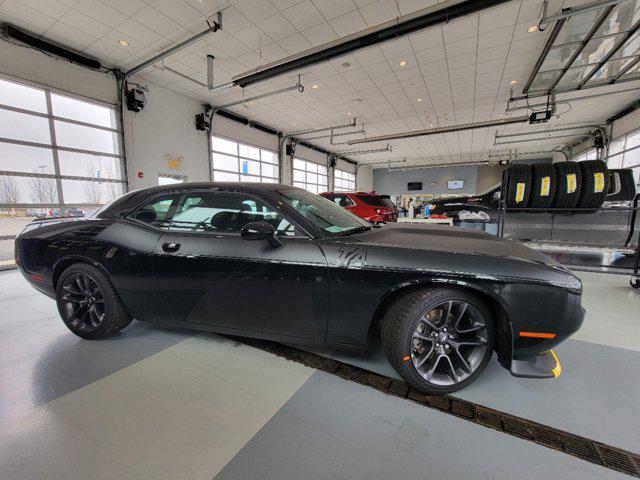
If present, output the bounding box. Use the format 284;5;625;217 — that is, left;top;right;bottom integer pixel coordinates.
262;177;277;183
51;94;115;128
293;170;305;181
211;136;237;155
307;173;318;184
61;179;124;205
130;194;180;226
306;162;318;173
261;163;278;178
240;159;260;175
627;130;640;150
261;149;277;163
240;174;261;182
623;147;640;168
608;153;623;169
293;159;306;170
0;109;51;144
0;78;47;113
0;143;54;174
213;171;239;182
58;151;123;179
54;121;118;154
609;138;625;155
317;165;327;175
0;174;58;204
239;143;260;160
212;152;238;172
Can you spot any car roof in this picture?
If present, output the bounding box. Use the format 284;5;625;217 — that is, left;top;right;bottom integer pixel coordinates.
98;182;301;219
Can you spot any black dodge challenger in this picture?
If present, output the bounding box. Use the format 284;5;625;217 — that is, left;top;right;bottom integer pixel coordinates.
15;183;584;393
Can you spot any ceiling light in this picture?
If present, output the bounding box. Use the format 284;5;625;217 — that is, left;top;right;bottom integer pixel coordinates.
346;112;352;116
341;62;351;68
587;100;595;105
312;84;319;89
399;60;407;67
430;123;434;127
118;39;129;46
417;97;423;102
528;25;539;33
510;80;518;85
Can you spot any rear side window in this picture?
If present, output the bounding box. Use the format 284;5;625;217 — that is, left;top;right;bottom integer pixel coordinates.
355;194;395;208
327;195;355;208
131;192;299;236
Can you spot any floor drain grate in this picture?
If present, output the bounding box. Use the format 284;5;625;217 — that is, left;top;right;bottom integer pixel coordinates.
235;336;640;478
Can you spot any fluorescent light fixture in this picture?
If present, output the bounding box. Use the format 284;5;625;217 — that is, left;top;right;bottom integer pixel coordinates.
417;97;423;102
312;84;319;89
118;39;129;46
399;60;407;67
510;79;518;84
528;25;539;32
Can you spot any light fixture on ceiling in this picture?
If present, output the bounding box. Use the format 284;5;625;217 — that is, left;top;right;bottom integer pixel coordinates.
399;60;407;67
417;97;423;102
341;62;351;68
587;100;595;104
527;25;539;33
312;84;319;89
510;79;518;85
118;39;129;46
346;112;352;116
430;123;434;127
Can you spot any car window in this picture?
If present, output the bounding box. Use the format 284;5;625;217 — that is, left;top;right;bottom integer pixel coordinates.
130;194;181;226
133;192;299;236
328;195;354;208
355;194;395;208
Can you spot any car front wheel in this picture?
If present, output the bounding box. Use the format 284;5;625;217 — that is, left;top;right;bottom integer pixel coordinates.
55;263;133;339
381;287;495;394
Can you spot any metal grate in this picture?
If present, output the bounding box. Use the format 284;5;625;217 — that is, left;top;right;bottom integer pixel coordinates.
236;336;640;478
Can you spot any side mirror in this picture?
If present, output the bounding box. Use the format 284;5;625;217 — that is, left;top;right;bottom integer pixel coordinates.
241;221;283;249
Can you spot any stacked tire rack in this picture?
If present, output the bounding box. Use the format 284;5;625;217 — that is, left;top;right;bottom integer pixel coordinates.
498;161;640;289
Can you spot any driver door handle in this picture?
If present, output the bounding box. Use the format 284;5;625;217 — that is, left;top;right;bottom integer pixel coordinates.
161;242;181;253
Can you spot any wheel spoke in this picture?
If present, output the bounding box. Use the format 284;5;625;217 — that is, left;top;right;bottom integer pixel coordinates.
453;338;487;347
457;322;485;334
452;302;468;330
424;354;445;381
442;355;459;382
454;347;472;373
412;332;432;342
440;300;452;325
419;314;439;331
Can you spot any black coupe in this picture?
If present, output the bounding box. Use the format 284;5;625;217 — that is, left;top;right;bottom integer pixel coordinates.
15;183;584;393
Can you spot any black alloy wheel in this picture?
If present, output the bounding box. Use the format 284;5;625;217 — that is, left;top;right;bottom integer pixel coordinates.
410;300;488;386
382;287;495;394
56;263;133;339
59;272;106;333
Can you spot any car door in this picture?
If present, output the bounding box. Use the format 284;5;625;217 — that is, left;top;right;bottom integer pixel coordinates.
145;190;329;340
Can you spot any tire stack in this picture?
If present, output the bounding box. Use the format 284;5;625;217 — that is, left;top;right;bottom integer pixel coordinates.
528;163;556;211
577;160;610;211
552;161;583;212
504;164;532;209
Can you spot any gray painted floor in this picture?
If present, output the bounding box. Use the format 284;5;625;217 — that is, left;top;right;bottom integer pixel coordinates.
1;268;639;479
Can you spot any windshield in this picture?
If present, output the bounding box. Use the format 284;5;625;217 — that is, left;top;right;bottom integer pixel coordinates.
274;188;371;235
356;194;396;208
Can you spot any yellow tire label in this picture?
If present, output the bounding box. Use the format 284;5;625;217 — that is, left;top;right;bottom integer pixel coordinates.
566;173;577;194
594;172;605;193
515;182;526;203
540;176;551;196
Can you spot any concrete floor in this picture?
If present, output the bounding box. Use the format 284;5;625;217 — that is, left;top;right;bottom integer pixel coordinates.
1;268;638;479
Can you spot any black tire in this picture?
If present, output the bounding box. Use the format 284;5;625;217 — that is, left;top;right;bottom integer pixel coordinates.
504;164;532;209
552;161;583;212
528;163;557;211
55;263;133;339
577;160;610;211
381;287;495;394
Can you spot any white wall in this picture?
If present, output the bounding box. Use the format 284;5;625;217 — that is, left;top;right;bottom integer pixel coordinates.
357;165;374;191
373;165;478;196
124;77;210;190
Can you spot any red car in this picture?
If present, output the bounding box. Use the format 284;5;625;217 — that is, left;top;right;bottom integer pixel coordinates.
320;191;398;223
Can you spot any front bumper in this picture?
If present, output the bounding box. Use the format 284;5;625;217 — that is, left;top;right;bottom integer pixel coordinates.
511;350;562;379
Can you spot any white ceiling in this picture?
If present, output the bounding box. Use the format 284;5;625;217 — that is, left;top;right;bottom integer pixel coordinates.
2;0;639;168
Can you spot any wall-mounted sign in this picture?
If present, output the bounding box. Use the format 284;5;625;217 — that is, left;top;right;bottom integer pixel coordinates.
407;182;422;191
165;154;183;171
448;180;464;190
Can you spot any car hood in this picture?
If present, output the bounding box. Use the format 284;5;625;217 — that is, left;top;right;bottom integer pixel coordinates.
345;223;563;269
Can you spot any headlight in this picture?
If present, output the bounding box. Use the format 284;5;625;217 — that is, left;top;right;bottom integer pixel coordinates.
564;275;582;294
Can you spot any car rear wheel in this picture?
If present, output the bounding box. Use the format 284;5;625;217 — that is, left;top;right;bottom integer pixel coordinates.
55;264;132;339
381;287;495;394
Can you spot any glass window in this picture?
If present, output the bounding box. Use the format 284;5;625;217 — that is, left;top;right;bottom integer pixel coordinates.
50;94;116;128
0;77;47;113
274;188;370;235
135;192;297;236
0;143;55;174
211;135;279;183
0;77;125;268
58;151;123;179
292;158;328;193
607;127;640;188
54;121;119;154
0;109;51;144
334;168;356;192
158;175;186;185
